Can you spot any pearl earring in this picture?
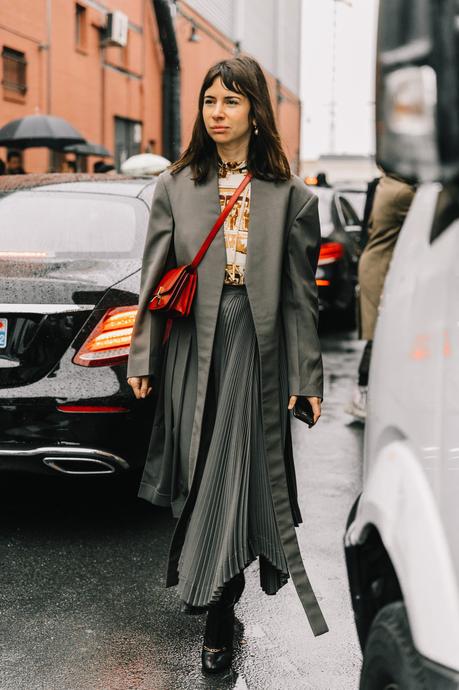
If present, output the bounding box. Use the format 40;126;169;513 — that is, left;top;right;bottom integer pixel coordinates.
253;123;259;135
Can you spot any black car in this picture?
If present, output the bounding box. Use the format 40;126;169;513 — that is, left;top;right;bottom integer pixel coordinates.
307;185;362;326
0;173;157;477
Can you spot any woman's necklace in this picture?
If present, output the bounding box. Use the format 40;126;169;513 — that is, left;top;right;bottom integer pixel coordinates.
217;157;248;178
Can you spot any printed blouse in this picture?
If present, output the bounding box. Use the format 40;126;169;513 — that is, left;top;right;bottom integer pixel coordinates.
217;156;251;286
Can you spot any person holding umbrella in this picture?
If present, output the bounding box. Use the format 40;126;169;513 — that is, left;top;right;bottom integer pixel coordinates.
6;151;25;174
0;114;85;170
127;55;327;674
62;159;77;173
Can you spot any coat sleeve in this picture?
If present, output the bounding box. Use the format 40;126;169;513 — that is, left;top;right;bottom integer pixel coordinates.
283;193;323;399
127;173;175;379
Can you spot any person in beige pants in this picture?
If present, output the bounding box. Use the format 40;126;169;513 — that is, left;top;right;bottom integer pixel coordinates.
348;172;415;419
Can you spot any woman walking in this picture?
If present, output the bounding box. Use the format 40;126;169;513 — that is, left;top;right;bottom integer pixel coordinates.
127;55;328;674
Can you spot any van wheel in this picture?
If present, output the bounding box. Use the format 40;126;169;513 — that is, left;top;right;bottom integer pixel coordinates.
359;602;427;690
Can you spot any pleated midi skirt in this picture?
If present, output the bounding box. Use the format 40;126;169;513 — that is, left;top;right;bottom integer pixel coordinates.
176;284;290;607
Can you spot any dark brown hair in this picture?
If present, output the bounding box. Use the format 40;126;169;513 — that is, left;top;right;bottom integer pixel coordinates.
168;55;291;183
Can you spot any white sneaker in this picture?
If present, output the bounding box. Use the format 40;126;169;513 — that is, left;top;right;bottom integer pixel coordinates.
346;385;368;420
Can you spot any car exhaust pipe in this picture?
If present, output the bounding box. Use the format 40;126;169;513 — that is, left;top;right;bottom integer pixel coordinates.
42;456;116;475
0;446;129;475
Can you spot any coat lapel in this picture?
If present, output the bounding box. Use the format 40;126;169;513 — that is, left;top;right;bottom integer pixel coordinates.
184;165;225;486
179;164;226;269
247;177;329;637
245;176;276;282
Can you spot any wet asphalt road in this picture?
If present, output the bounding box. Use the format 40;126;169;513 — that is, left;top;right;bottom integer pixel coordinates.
0;328;365;690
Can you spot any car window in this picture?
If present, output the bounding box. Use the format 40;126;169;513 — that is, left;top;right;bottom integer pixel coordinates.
379;0;430;54
337;190;366;221
0;192;149;259
317;195;332;226
338;196;361;227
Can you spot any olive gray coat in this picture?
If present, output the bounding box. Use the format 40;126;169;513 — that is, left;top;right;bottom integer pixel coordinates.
127;163;328;636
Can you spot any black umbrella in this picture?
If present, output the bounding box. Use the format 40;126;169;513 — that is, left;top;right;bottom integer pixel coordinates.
63;142;112;157
0;114;86;150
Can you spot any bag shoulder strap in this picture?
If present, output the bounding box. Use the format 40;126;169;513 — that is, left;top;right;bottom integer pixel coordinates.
190;172;253;270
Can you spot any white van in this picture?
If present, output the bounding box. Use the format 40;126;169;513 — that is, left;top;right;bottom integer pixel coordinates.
344;1;459;688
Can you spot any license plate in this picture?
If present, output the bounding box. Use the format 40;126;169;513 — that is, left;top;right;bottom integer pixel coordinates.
0;318;7;348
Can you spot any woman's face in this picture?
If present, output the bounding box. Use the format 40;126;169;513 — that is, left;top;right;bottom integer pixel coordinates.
202;77;253;148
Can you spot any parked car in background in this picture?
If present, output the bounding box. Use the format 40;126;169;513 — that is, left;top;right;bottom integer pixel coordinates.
345;1;459;688
0;173;156;478
307;184;362;327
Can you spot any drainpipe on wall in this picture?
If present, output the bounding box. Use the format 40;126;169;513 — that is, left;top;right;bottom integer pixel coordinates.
152;0;181;162
46;0;53;171
46;0;52;115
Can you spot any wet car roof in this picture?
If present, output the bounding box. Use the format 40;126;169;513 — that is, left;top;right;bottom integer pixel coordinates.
0;173;156;198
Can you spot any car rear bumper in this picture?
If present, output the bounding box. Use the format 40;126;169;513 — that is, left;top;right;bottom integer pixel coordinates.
317;280;336;311
317;261;355;312
0;396;155;474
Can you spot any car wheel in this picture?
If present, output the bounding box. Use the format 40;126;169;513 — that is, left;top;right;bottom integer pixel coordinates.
359;602;427;690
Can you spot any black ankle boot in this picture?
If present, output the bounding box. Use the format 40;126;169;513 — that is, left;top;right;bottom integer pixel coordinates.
201;602;235;674
201;572;245;674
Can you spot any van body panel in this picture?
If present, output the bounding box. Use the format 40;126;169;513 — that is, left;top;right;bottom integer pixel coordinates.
347;440;459;671
346;181;459;674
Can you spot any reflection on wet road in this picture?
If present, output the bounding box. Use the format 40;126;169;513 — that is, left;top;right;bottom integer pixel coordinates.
0;330;364;690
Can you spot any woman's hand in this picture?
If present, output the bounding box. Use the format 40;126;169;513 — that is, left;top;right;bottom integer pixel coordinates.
128;376;152;400
288;395;322;425
288;395;297;411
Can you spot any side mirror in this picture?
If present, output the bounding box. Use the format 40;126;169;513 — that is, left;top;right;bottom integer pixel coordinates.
377;0;459;183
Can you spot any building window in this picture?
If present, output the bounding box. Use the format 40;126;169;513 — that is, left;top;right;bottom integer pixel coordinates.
75;3;87;49
114;117;142;171
1;47;27;94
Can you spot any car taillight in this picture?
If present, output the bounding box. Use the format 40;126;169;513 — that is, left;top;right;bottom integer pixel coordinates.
318;242;344;265
73;306;138;367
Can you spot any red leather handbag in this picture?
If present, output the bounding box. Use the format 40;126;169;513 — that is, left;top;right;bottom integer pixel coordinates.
148;172;252;319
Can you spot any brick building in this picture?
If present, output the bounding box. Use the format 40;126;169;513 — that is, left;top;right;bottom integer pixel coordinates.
0;0;302;173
